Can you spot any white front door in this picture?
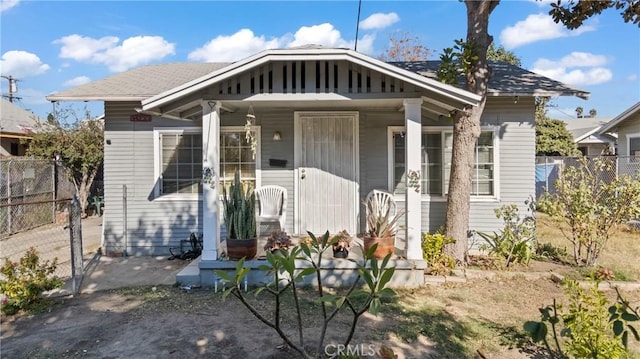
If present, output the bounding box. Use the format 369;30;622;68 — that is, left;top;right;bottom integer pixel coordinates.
294;112;359;235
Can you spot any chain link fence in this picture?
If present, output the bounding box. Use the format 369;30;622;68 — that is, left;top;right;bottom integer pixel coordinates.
0;158;75;237
535;155;640;199
0;197;86;293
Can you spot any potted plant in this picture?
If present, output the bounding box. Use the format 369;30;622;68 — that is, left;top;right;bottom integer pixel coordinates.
222;171;257;260
331;230;352;258
263;230;294;253
363;196;405;259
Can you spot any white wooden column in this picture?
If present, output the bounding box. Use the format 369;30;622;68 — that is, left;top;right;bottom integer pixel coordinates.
403;98;423;260
202;101;221;261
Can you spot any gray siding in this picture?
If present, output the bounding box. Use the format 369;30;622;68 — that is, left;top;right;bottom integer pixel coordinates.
102;96;535;255
103;102;201;255
357;97;536;239
616;112;640;156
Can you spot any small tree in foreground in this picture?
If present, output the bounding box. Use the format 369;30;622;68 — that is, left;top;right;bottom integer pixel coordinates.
215;232;396;359
538;157;640;266
524;280;640;359
26;106;103;216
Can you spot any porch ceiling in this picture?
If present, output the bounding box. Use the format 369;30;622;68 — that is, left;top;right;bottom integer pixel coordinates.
141;96;454;122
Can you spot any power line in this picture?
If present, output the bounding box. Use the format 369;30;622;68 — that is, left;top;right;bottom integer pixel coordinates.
354;0;362;51
1;75;22;102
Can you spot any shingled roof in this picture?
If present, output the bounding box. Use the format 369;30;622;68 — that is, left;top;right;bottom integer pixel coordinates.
47;52;589;102
0;99;42;135
47;62;229;101
391;61;590;99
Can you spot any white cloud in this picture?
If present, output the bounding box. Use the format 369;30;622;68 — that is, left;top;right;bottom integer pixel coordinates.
54;34;175;72
55;35;119;61
627;74;638;81
0;50;50;78
532;52;613;86
188;29;281;62
0;0;19;12
534;52;608;69
359;12;400;30
288;23;351;48
63;76;91;87
188;23;374;63
500;13;595;49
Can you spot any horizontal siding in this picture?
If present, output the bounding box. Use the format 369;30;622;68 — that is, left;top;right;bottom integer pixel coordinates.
617;112;640;156
103;102;201;255
102;96;536;255
257;109;296;233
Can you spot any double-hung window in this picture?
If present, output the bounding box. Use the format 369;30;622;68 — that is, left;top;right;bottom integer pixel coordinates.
154;126;260;198
156;127;203;196
390;127;497;199
220;127;260;192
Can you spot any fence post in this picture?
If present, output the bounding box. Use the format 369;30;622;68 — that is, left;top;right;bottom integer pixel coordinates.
123;184;128;257
69;195;84;295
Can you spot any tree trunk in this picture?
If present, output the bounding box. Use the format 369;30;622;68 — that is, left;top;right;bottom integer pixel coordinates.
76;168;97;218
444;108;482;263
444;0;499;264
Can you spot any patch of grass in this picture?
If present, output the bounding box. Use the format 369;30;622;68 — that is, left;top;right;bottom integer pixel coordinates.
536;212;640;280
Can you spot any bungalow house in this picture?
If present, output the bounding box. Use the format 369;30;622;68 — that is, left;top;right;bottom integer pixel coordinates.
562;117;615;156
597;101;640;177
46;46;588;285
0;99;40;157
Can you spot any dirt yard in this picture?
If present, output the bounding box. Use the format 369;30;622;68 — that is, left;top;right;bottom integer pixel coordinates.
3;271;639;359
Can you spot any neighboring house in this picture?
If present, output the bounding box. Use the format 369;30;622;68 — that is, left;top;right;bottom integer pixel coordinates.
46;47;589;272
597;101;640;176
561;117;615;156
0;99;41;157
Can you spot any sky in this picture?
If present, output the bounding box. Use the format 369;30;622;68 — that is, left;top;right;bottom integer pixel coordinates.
1;0;639;122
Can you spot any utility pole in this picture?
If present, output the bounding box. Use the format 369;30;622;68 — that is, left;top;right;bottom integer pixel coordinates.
1;75;22;102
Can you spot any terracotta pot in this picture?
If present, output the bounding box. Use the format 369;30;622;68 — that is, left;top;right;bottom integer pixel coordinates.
363;236;395;259
226;237;257;260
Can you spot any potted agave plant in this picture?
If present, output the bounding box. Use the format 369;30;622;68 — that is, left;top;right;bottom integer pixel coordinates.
222;171;257;260
331;230;352;258
363;196;405;259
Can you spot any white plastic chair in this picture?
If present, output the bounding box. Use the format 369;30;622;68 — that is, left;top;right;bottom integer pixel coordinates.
365;189;397;232
255;185;287;233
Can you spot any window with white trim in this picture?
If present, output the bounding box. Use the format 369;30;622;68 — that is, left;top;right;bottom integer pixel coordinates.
154;126;259;197
158;129;203;195
220;128;259;192
390;128;497;198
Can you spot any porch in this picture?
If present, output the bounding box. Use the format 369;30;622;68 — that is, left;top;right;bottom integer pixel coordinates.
176;236;428;288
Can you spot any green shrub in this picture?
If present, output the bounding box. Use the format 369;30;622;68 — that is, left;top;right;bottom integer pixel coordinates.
0;248;63;315
563;280;626;358
535;242;568;262
421;232;455;275
524;279;639;359
477;203;536;268
538;157;640;266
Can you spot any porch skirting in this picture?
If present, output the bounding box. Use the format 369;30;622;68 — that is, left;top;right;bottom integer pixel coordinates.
177;256;428;288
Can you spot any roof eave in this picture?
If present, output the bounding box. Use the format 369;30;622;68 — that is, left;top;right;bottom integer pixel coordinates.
487;89;590;100
597;101;640;134
45;95;147;102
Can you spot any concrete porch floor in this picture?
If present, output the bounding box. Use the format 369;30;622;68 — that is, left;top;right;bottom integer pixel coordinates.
176;236;428;288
